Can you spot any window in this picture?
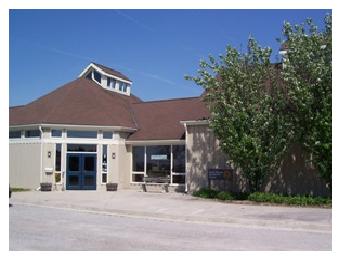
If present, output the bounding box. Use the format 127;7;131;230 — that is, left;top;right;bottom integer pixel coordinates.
172;145;186;183
67;144;96;152
25;130;40;138
103;131;113;139
9;131;21;139
67;130;97;139
132;146;144;182
51;130;62;138
146;145;170;178
119;82;128;92
132;146;144;171
93;71;101;83
111;79;116;88
172;145;185;173
55;144;62;183
131;144;186;184
102;145;108;183
107;77;116;88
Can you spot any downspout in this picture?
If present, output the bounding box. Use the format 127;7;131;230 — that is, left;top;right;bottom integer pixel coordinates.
39;125;43;188
184;123;188;193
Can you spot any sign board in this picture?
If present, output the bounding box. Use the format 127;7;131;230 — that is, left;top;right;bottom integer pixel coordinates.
151;154;168;160
208;169;224;180
208;169;232;180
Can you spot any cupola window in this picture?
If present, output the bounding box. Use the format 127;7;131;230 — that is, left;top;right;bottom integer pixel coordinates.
107;77;116;89
93;71;101;83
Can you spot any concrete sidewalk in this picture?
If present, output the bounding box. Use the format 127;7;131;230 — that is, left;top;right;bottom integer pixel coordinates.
10;190;332;233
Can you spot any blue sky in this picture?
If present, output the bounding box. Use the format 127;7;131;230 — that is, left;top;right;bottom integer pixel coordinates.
9;9;330;106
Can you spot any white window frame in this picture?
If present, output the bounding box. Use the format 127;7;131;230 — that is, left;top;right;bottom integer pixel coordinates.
171;145;186;185
131;146;145;183
130;144;185;185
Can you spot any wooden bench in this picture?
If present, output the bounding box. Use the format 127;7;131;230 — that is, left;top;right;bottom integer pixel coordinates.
142;176;170;192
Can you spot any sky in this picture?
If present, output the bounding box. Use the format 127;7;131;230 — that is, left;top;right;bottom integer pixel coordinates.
9;9;331;106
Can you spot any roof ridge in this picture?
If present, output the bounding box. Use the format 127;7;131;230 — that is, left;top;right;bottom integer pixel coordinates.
85;78;139;129
44;79;81;123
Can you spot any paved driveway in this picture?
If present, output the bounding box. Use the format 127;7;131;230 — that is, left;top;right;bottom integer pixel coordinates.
9;190;332;250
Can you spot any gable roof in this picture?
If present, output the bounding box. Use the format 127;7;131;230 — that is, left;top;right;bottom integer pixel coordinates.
10;77;140;128
128;97;209;141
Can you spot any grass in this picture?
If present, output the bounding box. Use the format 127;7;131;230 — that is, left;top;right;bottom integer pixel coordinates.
192;188;331;207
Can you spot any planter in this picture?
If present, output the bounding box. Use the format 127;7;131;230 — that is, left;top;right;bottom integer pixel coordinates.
40;182;52;191
106;183;118;191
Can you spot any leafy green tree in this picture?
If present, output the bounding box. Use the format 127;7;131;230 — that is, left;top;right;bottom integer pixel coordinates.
186;15;332;192
186;38;293;192
281;15;332;188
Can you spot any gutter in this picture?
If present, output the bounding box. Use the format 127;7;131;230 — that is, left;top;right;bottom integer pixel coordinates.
38;125;43;188
184;123;188;193
9;123;137;133
180;120;209;126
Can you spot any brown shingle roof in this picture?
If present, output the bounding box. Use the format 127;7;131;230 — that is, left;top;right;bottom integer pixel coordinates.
10;77;139;127
10;76;209;140
92;62;132;82
128;97;209;141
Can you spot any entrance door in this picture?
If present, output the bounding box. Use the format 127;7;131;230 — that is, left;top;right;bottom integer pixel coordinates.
66;153;97;190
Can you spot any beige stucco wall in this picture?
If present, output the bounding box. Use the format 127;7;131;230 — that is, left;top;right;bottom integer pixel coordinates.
186;124;330;197
9;142;41;189
107;144;118;184
42;143;55;182
117;144;132;189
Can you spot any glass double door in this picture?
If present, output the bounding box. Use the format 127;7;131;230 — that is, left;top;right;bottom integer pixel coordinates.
66;153;97;190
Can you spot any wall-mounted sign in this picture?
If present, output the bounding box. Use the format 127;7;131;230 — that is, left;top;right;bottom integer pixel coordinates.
151;154;167;160
208;169;224;180
208;169;232;180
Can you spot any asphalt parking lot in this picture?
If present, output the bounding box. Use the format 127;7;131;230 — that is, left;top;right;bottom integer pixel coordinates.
9;190;332;250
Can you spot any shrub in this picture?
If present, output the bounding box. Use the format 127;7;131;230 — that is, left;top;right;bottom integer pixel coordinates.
192;188;219;199
232;192;250;200
217;191;234;201
248;192;331;206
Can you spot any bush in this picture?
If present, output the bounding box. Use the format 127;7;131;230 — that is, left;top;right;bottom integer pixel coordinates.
192;189;331;206
193;188;234;201
192;188;219;199
232;192;250;200
216;191;234;201
248;192;331;206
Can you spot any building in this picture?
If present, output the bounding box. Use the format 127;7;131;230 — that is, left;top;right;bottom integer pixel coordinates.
9;63;329;196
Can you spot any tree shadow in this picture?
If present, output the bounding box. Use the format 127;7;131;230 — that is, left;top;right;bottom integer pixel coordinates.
186;125;330;197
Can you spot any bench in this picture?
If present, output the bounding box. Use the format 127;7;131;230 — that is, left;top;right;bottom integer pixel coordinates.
142;176;170;192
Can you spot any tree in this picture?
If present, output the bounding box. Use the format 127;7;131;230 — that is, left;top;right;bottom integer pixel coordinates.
186;38;293;192
186;15;332;192
281;15;332;188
